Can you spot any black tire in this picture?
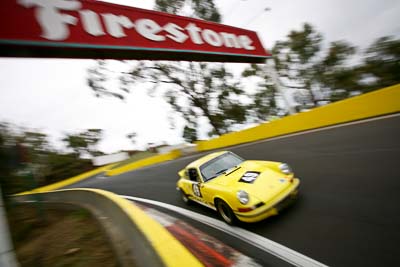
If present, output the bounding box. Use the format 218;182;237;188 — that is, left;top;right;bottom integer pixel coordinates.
180;189;191;205
216;199;236;225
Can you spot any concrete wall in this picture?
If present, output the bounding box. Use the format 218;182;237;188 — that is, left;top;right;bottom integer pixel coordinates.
157;144;196;155
92;152;129;166
196;83;400;151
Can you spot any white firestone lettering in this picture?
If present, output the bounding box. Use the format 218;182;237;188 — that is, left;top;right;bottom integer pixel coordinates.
164;23;188;43
18;0;81;41
136;19;165;41
185;23;204;44
102;14;134;38
80;10;105;36
202;29;223;47
238;35;255;50
18;0;257;51
221;32;242;49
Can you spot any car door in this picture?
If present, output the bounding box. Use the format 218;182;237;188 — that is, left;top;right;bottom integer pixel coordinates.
186;168;205;202
198;177;217;208
188;168;217;208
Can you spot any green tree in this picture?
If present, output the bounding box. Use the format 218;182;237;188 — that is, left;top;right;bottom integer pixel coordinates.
271;23;358;110
357;36;400;92
183;124;197;143
124;62;246;136
272;23;322;108
20;131;48;151
62;129;103;157
18;131;51;165
155;0;221;22
312;41;359;102
242;64;284;122
87;0;248;137
241;24;366;115
0;123;95;193
43;152;92;184
0;123;17;194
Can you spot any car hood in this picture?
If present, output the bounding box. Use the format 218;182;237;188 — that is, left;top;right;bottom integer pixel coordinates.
211;160;292;201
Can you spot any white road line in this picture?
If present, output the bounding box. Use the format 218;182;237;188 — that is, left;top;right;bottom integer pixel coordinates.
120;195;329;267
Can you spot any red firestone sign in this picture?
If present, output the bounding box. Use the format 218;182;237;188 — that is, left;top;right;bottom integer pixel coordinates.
0;0;270;63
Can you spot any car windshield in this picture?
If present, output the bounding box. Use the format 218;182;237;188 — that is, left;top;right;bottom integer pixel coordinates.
200;152;244;181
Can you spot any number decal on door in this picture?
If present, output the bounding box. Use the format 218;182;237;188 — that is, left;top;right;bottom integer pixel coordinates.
192;183;202;197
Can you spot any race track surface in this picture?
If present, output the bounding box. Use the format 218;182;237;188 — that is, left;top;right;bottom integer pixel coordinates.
69;114;400;267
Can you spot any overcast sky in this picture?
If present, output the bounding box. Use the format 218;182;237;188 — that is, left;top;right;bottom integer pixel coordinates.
0;0;399;154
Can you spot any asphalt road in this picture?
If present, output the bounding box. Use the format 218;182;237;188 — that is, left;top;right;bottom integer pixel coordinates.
70;114;400;267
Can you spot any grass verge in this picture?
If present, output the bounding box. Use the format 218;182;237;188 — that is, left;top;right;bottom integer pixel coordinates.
8;204;118;267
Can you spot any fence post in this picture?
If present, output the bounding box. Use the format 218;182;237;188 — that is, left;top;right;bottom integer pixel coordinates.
0;187;19;267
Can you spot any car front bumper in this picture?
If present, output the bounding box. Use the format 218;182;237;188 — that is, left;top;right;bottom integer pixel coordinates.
234;178;299;223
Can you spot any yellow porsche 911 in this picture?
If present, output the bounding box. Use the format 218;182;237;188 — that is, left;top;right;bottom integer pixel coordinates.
176;151;300;224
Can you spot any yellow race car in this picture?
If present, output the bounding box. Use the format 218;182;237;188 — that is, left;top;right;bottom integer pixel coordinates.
177;151;300;224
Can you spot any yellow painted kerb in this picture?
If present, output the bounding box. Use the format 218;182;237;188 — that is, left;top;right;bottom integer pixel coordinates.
16;163;116;195
19;188;203;267
17;149;183;195
107;150;182;176
90;189;203;267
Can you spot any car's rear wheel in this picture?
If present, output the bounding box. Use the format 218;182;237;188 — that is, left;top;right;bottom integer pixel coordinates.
180;189;191;205
216;199;236;225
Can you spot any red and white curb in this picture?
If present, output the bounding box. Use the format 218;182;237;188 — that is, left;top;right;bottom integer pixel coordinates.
136;202;261;267
122;195;328;267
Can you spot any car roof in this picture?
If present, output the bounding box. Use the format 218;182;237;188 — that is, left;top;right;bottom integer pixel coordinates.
186;151;229;169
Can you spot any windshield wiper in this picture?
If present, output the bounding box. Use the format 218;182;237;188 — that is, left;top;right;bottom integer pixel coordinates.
225;166;241;176
215;168;229;176
206;175;217;181
208;166;238;180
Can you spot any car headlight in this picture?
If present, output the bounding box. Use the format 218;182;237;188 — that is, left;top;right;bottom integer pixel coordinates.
279;163;293;175
237;190;249;204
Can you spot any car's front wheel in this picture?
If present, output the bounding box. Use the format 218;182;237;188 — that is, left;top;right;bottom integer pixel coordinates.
216;199;236;225
180;189;191;205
